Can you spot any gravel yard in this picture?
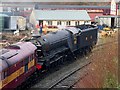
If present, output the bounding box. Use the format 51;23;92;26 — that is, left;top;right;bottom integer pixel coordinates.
74;31;118;88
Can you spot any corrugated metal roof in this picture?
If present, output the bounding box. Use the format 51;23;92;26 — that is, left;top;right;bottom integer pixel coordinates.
34;10;91;21
89;13;103;21
0;13;9;17
0;12;24;16
36;5;110;9
99;15;120;18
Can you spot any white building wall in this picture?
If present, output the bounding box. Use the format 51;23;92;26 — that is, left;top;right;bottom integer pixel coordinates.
110;0;117;15
43;21;47;26
80;21;85;24
117;9;120;15
70;21;75;26
52;21;57;26
99;18;111;27
9;16;17;30
105;18;111;27
116;17;120;27
42;20;91;27
8;7;11;12
43;21;57;26
61;21;66;26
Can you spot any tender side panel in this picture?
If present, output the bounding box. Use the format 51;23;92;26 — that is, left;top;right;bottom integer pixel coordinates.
78;28;98;48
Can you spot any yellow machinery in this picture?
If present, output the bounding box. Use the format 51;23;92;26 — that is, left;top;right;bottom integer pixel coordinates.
100;26;115;37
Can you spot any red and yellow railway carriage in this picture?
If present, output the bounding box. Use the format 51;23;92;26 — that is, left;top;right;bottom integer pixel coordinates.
0;42;37;89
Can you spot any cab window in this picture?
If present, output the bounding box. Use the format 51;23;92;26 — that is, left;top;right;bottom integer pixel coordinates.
1;72;4;80
29;55;32;61
25;64;28;72
1;71;7;80
24;57;29;72
24;57;29;65
29;54;34;61
0;73;1;80
4;71;7;79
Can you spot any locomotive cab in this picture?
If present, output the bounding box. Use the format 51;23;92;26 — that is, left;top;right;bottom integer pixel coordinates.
36;44;44;59
25;37;44;59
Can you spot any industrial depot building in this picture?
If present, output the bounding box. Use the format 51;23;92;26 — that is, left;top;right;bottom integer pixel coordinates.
97;0;120;28
0;13;26;32
30;10;91;28
0;0;119;32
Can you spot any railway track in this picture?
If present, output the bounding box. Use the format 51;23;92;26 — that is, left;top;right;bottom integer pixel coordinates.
30;53;91;89
26;39;118;89
48;62;91;90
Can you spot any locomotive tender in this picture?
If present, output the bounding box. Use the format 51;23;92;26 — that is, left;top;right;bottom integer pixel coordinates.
0;24;98;89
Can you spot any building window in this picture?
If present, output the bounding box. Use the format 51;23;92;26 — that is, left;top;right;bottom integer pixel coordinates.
24;8;26;11
86;21;89;23
118;18;120;26
75;21;79;26
3;8;8;12
28;8;31;10
17;7;20;11
66;21;71;26
57;21;61;25
47;21;52;25
8;7;11;12
62;21;66;25
118;4;120;9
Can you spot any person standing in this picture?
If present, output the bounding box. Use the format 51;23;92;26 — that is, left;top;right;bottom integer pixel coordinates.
39;23;43;34
44;24;48;34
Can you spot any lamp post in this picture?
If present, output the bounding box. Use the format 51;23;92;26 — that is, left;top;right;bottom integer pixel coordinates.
12;9;15;16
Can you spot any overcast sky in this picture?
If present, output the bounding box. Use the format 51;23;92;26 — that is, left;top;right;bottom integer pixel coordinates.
1;0;120;2
0;0;120;2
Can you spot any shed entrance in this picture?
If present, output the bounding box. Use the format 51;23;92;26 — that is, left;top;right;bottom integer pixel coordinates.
111;17;115;28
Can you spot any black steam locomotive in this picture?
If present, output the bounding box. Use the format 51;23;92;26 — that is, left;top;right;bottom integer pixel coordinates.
29;24;98;71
